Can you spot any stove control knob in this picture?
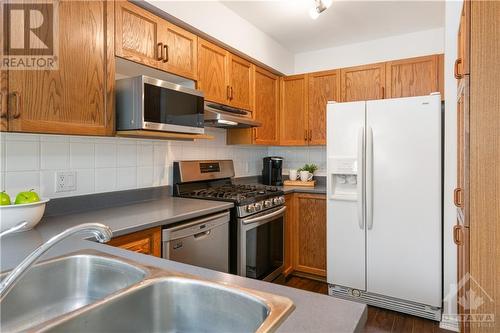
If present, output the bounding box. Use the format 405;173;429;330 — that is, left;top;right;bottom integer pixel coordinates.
264;200;272;208
254;203;262;211
246;204;255;213
279;196;285;204
272;198;280;205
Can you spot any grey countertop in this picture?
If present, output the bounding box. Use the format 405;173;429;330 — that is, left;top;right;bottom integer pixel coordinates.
0;194;366;332
279;184;326;195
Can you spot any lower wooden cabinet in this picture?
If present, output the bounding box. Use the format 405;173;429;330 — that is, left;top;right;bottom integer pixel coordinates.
284;193;327;278
108;226;162;257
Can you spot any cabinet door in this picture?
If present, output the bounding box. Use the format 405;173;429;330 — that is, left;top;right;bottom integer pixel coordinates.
6;1;114;135
228;54;254;111
456;78;470;225
254;66;279;145
340;63;385;102
294;194;327;277
280;75;308;145
115;1;163;69
385;55;439;98
197;38;229;105
283;194;295;277
163;22;198;80
307;70;340;145
108;227;162;257
456;0;470;78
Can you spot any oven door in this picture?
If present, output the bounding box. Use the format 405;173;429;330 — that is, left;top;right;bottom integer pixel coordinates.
238;206;285;281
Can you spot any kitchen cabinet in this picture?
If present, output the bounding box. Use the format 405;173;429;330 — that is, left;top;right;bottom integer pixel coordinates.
293;193;327;277
227;66;279;145
283;194;295;277
108;226;162;257
228;55;254;111
385;55;440;99
453;2;500;333
197;38;230;105
307;70;340;145
280;75;308;145
197;39;254;111
340;63;386;102
2;0;114;135
115;1;197;80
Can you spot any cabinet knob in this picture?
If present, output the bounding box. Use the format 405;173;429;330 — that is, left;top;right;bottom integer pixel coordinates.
453;225;463;245
453;187;463;208
157;43;164;61
163;44;169;63
226;85;231;100
454;58;463;79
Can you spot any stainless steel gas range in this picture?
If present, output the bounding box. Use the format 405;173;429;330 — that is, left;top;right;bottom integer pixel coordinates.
173;160;285;281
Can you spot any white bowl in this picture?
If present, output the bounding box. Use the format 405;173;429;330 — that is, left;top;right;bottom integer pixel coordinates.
0;199;50;233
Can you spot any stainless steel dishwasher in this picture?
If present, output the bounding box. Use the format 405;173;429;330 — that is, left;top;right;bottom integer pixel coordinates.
162;211;230;273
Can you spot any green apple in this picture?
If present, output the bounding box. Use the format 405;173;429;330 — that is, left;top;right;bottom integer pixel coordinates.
0;191;11;205
15;190;41;204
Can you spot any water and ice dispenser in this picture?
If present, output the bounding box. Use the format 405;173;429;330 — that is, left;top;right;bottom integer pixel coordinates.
329;157;359;201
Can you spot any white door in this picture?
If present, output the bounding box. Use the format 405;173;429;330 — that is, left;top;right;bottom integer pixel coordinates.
365;95;442;307
327;101;366;290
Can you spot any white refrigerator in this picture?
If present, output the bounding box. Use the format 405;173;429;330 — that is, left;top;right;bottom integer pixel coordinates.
326;94;442;320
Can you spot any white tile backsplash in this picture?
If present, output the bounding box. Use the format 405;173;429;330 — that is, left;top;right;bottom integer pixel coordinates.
40;142;70;170
6;141;40;171
1;128;272;198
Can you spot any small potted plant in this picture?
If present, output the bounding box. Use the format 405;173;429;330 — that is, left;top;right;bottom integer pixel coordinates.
298;163;318;181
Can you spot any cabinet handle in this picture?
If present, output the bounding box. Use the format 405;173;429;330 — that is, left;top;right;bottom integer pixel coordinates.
226;85;231;100
304;130;308;142
0;92;6;119
10;92;21;119
454;58;463;79
230;86;234;100
308;129;312;142
157;43;163;61
454;187;463;207
163;44;169;63
381;86;385;99
453;225;463;245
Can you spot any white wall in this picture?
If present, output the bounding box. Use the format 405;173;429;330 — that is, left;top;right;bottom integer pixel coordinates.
145;0;294;75
0;129;267;199
294;28;445;73
440;1;463;331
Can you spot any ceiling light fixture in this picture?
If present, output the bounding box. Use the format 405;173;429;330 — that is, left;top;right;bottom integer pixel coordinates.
309;0;332;20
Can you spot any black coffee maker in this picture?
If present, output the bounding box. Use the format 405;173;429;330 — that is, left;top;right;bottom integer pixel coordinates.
262;157;284;186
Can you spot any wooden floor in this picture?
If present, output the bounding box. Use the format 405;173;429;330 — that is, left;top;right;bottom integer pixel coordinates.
274;276;452;333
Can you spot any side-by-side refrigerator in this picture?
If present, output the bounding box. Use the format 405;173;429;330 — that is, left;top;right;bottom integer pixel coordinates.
326;94;442;320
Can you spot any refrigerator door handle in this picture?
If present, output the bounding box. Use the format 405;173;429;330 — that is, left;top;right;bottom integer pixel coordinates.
357;127;365;229
366;126;374;230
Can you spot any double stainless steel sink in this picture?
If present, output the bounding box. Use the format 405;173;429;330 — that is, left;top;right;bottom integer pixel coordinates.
0;251;294;333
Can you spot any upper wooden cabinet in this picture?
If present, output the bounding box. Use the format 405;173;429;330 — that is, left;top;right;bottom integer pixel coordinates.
385;55;440;99
226;66;279;145
197;39;254;111
197;38;230;105
2;1;114;135
280;75;308;145
108;226;162;257
228;55;254;111
340;63;386;102
254;67;279;145
307;70;340;145
115;1;197;80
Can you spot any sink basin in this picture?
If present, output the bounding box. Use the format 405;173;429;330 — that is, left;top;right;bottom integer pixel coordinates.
42;277;290;333
0;254;147;332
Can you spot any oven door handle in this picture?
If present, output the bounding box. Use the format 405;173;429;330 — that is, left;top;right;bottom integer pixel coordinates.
241;206;286;225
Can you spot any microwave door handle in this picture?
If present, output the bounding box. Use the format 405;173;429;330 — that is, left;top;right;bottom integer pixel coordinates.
241;206;286;225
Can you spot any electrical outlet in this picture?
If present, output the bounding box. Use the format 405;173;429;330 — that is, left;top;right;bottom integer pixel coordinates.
55;171;77;192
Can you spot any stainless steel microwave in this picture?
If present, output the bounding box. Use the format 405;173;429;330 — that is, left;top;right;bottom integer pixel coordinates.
116;76;204;134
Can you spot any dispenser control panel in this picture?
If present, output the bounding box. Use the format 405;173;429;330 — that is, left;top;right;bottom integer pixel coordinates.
329;157;359;201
